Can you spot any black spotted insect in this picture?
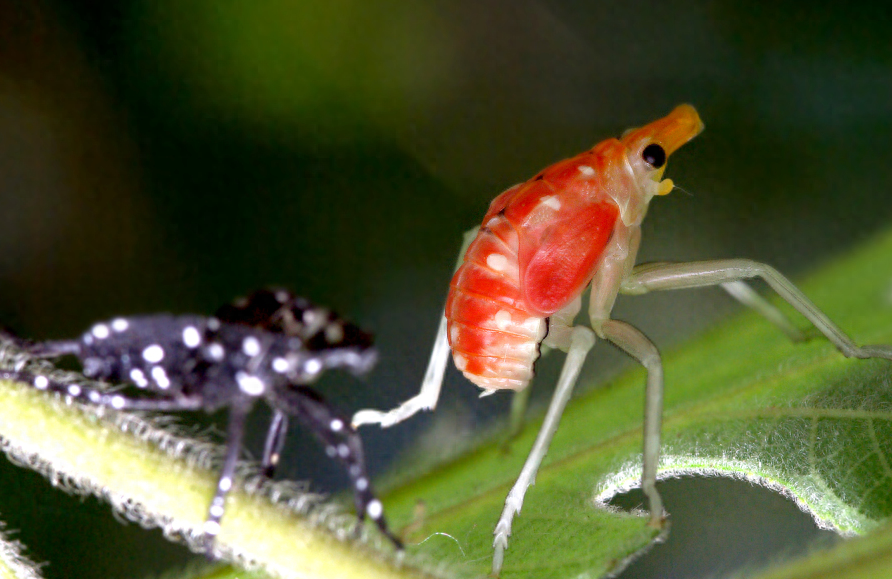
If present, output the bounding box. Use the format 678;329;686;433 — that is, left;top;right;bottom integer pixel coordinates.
0;289;401;552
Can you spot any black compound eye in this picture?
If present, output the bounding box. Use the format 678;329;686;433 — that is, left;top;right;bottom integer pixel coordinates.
642;143;666;168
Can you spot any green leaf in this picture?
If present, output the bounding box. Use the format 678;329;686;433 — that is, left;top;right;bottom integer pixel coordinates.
380;227;892;578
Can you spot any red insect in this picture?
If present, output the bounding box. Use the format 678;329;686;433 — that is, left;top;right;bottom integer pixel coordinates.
354;105;892;575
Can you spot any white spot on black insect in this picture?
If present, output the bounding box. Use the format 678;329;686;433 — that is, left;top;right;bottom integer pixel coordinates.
209;504;224;518
356;477;368;491
325;323;344;344
272;357;290;373
67;385;81;397
89;391;101;403
202;520;221;537
236;371;265;395
242;336;261;357
91;324;110;340
337;443;350;458
207;343;225;361
142;344;164;363
330;418;344;432
206;317;220;331
151;366;170;390
182;326;201;348
367;499;383;520
34;375;48;390
130;368;148;387
303;310;320;325
111;318;129;332
110;395;126;409
304;359;322;376
218;477;232;492
275;290;290;303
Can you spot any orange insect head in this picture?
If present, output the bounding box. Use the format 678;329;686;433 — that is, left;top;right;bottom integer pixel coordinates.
620;104;704;196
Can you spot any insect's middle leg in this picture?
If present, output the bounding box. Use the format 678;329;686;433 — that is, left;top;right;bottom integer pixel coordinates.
201;400;252;554
261;410;288;478
598;319;665;527
492;325;596;576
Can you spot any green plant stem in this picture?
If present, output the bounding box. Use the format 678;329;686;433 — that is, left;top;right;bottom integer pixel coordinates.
0;378;428;579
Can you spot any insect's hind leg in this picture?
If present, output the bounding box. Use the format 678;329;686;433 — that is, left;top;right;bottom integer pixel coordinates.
719;280;807;342
275;386;402;548
352;226;481;429
492;325;595;576
621;259;892;360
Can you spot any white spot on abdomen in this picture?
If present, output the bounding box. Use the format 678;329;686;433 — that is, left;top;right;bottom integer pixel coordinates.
578;165;595;176
486;253;509;272
539;195;561;211
453;353;468;371
494;310;512;330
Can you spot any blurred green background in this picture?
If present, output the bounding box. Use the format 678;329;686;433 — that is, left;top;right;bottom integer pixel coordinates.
0;1;890;577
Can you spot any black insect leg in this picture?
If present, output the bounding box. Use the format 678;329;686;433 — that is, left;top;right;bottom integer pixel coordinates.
25;340;82;358
201;399;251;555
261;409;288;478
272;386;402;549
0;370;204;411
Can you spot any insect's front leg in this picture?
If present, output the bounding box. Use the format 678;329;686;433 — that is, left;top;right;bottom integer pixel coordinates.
0;369;204;411
620;259;892;360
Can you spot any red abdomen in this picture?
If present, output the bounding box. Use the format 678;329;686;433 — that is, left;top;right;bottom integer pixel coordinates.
446;211;546;391
446;153;621;391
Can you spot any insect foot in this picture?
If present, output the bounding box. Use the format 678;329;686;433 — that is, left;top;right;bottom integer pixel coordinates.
0;289;401;556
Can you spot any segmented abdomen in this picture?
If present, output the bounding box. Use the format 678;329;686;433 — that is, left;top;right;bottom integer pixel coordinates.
445;214;547;391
